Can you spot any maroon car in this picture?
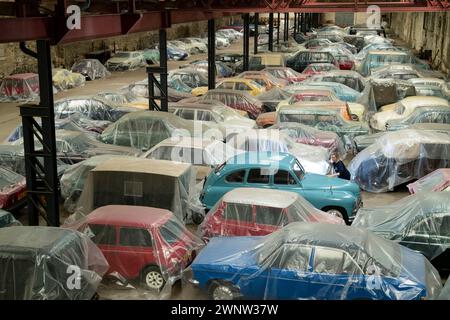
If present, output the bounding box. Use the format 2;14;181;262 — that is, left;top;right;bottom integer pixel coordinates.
0;166;27;212
0;73;39;100
270;122;346;158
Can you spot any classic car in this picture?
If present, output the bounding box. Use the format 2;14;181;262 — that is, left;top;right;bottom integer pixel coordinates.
280;100;354;122
386;106;450;131
270;122;346;158
105;51;146;71
237;71;288;90
96;91;148;110
66;205;202;291
99;110;220;151
53;96;140;122
0;209;21;228
296;63;340;81
333;53;355;70
286;50;338;73
288;81;363;103
143;49;160;64
409;78;448;99
369;64;445;81
168;69;209;90
179;38;208;54
142;137;239;181
276;106;370;146
306;70;366;93
199;188;344;238
213;78;266;96
352;192;450;271
216;53;244;73
359;50;430;76
0;226;108;299
262;67;304;83
167;45;189;60
52;68;85;91
370;96;449;131
227;129;332;175
183;60;233;78
216;30;236;43
256;87;292;113
276;89;339;111
169;102;255;136
236;53;286;73
71;59;110;80
0;166;26;212
127;78;193;102
0;73;39;101
200;152;361;223
198;89;263;119
348;129;450;193
298;38;333;50
407;168;450;194
189;222;441;300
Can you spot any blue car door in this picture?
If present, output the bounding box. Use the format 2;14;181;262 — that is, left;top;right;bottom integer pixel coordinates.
308;246;368;300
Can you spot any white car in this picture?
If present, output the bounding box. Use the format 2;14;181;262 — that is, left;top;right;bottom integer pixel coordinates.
168;40;200;55
142;137;240;181
215;36;230;49
217;29;238;42
105;51;146;71
370;96;450;131
179;38;208;54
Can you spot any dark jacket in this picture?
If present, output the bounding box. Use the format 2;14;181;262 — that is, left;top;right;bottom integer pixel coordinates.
332;160;351;180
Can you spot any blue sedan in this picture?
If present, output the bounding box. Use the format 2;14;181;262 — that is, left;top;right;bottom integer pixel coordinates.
190;222;442;300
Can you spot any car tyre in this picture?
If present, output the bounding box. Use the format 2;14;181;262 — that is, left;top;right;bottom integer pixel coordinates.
192;212;205;225
323;206;349;225
141;266;166;291
208;281;240;300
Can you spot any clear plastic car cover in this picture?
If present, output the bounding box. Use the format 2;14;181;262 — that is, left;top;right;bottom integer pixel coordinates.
52;69;86;91
64;205;204;300
128;79;193;102
227;129;331;175
187;222;442;300
307;71;366;93
257;87;292;110
71;59;111;80
0;166;25;210
0;209;21;228
437;278;450;300
0;73;40;102
348;129;450;192
198;188;344;240
168;68;208;89
352;192;450;260
60;155;132;213
270;122;347;159
0;226;109;300
407;168;450;194
201;90;263;119
69;157;197;224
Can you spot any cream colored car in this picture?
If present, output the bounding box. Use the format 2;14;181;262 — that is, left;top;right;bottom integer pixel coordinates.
370;96;450;131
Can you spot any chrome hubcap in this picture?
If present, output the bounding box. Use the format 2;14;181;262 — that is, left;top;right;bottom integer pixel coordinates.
145;271;164;289
213;285;234;300
327;209;343;219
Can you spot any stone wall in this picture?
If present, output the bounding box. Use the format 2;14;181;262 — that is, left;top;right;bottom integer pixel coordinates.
389;12;450;76
0;18;228;78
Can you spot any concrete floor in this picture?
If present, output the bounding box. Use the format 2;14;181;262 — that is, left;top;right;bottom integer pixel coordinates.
0;37;411;299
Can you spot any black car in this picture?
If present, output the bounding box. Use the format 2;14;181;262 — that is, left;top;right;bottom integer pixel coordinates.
287;51;337;73
0;226;108;299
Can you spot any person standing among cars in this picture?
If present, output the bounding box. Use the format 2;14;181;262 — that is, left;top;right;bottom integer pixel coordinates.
330;152;351;180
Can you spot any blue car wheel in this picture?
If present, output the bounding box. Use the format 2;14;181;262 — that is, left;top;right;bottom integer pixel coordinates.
208;280;241;300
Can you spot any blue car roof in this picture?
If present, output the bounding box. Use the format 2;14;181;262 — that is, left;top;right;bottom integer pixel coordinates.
223;151;297;171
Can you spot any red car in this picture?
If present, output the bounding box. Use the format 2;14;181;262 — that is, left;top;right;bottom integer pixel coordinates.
199;188;344;241
335;54;355;70
297;63;340;81
0;73;39;99
68;205;202;291
0;166;27;212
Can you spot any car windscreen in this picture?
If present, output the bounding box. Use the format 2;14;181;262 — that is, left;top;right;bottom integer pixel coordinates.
159;217;186;245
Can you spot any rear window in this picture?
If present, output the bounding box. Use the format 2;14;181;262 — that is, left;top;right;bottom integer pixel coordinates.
160;218;186;245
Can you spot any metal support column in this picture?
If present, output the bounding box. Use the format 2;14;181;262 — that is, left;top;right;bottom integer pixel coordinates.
243;14;250;71
268;13;274;52
284;13;289;41
207;19;216;90
293;13;297;36
147;29;168;111
302;13;307;33
276;13;280;45
20;39;59;226
253;13;259;55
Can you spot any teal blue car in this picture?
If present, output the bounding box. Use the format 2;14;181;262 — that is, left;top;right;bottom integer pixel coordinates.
200;152;361;223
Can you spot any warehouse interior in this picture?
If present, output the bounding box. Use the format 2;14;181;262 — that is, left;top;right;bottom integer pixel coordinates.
0;0;449;301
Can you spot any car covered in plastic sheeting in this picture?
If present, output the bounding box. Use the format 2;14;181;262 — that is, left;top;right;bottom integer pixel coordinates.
0;73;40;102
183;60;233;78
369;64;445;81
296;63;340;82
200;152;361;223
12;130;141;164
208;78;266;97
199;188;344;240
0;144;69;179
365;78;417;112
256;87;292;113
142;137;239;182
385;106;450;131
286;50;338;73
198;89;263;119
52;68;86;91
370;96;449;131
169;103;255;138
352;192;450;271
270;122;347;159
306;70;367;93
0;209;21;228
288;81;363;103
0;166;26;212
64;205;203;298
409;78;448;99
407;168;450;194
438;278;450;300
0;226;109;300
178;38;208;54
189;222;442;300
105;51;146;71
349;129;450;193
167;45;189;60
168;69;209;90
71;58;110;80
237;71;288;91
262;67;304;84
128;79;193;102
53;96;140;122
96;91;149;110
276;106;370;147
70;157;196;224
99;111;222;151
143;49;160;64
227;129;331;175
